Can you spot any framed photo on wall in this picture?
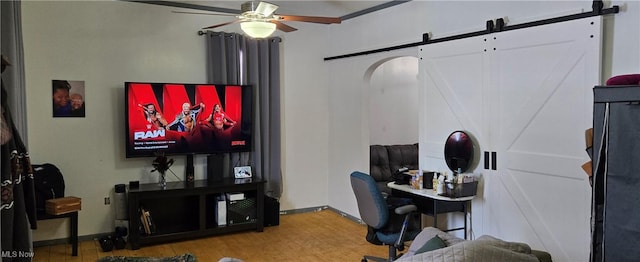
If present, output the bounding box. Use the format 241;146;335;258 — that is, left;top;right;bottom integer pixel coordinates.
52;79;85;117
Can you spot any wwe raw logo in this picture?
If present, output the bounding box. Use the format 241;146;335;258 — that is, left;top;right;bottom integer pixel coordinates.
134;129;166;140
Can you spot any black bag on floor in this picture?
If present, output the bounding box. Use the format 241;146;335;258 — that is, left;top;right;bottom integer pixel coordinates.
32;163;65;212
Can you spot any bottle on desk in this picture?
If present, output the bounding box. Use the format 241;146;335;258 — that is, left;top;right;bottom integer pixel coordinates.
410;172;423;190
436;173;445;195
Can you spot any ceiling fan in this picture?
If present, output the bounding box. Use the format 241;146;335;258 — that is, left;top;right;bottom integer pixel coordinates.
174;1;342;38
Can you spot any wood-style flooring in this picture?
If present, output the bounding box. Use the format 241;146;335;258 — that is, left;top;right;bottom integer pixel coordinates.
33;210;392;262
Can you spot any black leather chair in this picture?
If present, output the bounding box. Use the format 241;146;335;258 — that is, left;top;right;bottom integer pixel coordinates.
350;171;420;262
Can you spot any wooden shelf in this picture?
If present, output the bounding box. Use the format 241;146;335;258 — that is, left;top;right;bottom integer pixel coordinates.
128;178;265;249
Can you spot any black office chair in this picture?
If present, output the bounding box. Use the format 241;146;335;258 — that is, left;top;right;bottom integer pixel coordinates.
350;171;420;262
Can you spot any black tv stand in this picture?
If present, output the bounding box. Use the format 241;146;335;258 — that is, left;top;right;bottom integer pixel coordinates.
127;178;264;249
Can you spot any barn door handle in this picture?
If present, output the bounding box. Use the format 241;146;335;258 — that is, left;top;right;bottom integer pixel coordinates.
484;151;498;170
484;151;490;170
491;152;497;170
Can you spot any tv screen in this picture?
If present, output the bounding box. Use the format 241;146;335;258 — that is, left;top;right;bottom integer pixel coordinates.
125;82;253;158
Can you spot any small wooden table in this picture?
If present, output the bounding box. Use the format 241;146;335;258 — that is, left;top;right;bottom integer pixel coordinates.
37;211;78;256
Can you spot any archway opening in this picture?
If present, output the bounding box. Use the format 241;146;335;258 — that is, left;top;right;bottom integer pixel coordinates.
365;56;419;145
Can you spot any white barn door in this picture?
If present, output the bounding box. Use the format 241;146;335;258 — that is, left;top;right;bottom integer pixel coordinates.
419;35;490;173
489;18;601;262
418;34;492;235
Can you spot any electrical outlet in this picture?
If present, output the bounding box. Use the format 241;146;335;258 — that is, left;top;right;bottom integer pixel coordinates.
104;197;110;205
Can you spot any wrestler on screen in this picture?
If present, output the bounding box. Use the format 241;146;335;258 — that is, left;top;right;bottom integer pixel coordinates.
204;104;236;130
138;103;168;129
167;102;204;132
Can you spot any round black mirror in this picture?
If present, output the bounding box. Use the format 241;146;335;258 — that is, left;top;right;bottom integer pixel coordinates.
444;130;474;173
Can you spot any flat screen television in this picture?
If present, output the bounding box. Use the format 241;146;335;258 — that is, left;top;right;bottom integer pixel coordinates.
125;82;253;158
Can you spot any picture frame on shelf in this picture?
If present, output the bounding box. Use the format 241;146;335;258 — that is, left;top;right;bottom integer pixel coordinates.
234;166;252;179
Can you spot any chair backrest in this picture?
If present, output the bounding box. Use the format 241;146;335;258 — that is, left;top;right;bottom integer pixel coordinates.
350;171;388;229
387;143;419;173
370;145;392;182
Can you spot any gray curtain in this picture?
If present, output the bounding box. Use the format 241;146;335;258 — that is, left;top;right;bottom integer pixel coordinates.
2;0;35;260
1;0;28;144
205;32;282;199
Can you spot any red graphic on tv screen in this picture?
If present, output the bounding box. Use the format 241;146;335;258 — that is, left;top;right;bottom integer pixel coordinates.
125;83;252;158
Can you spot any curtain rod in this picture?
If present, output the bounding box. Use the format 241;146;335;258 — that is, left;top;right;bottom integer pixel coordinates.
324;0;618;61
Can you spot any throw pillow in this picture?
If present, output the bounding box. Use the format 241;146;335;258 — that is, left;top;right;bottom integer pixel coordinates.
414;235;447;255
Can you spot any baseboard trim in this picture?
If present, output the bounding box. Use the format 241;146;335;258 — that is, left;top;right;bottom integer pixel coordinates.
325;206;363;224
279;205;328;215
33;233;103;247
280;205;362;225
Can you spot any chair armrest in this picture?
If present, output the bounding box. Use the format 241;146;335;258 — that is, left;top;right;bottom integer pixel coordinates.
395;204;417;215
394;204;417;250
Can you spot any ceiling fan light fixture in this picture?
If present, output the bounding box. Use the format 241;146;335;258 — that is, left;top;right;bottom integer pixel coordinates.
240;21;276;38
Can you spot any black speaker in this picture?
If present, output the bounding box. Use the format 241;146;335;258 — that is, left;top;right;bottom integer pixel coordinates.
207;154;227;183
185;154;194;183
264;195;280;227
114;184;127;220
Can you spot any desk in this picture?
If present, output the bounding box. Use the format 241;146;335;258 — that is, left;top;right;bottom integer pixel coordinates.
37;211;78;256
387;182;474;239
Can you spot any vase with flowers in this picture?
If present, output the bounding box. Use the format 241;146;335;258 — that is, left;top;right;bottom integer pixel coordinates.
151;154;174;189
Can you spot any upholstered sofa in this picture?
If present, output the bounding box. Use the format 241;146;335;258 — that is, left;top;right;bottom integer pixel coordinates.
370;143;419;193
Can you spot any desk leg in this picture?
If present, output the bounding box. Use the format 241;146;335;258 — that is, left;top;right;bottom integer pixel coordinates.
463;201;468;240
71;212;78;256
433;199;438;230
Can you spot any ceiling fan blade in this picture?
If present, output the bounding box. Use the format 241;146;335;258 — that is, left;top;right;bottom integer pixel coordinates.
277;15;341;24
255;1;279;17
202;20;240;29
172;11;237;17
272;21;297;33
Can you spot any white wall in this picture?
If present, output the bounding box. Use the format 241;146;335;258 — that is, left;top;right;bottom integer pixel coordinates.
603;0;640;76
279;23;331;211
325;49;418;219
22;0;206;240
